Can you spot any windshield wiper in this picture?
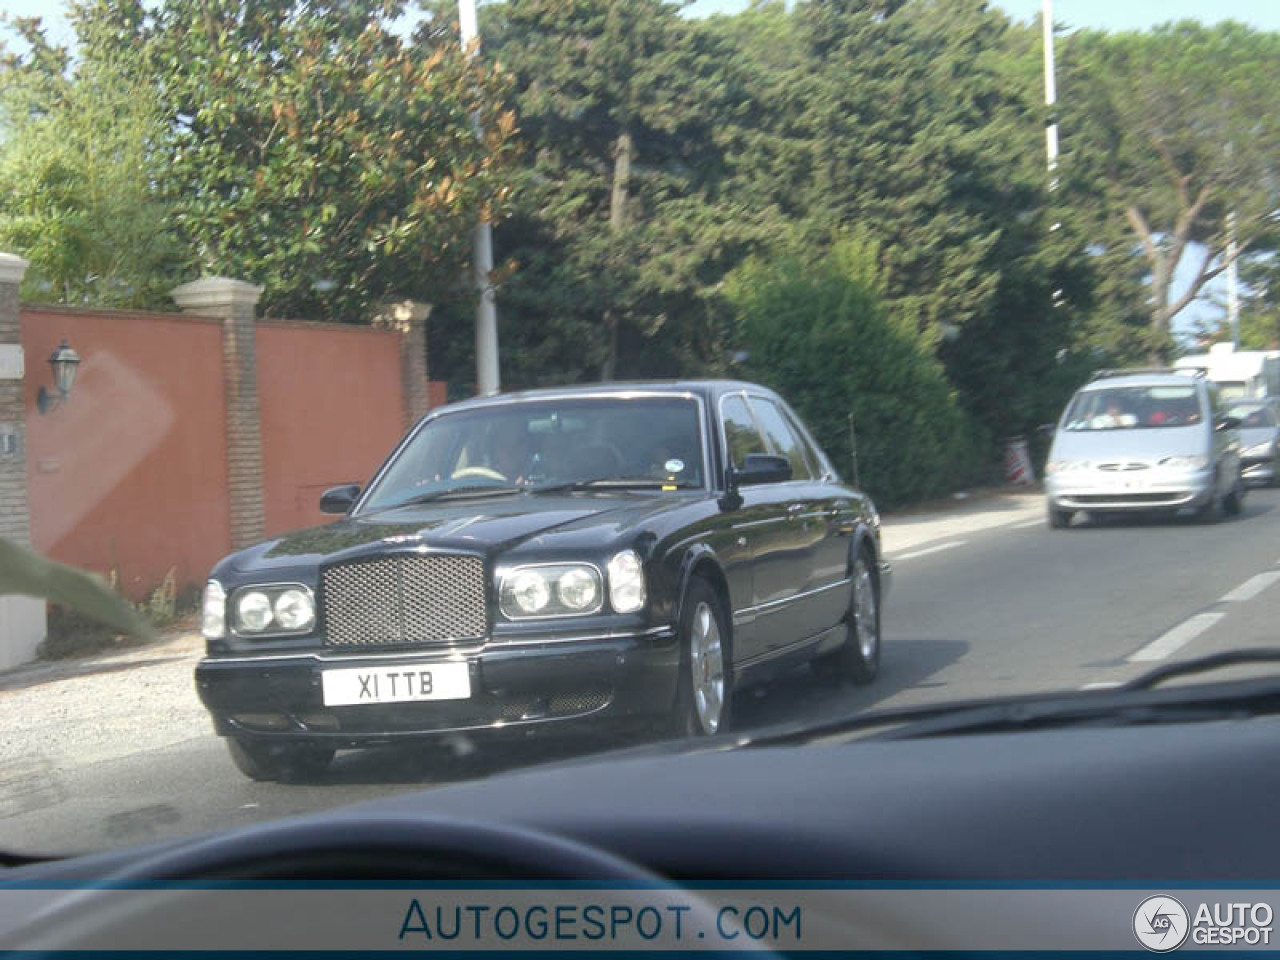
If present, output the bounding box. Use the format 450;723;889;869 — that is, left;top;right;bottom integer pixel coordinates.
379;483;523;509
734;647;1280;748
529;477;693;494
1120;648;1280;690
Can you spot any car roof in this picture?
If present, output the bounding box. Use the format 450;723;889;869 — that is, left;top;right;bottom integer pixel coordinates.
433;380;775;414
1081;373;1203;390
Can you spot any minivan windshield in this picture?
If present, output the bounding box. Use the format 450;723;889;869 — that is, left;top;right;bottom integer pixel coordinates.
1063;386;1204;431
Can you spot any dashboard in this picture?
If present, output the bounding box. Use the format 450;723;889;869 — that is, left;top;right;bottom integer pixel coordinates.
10;715;1280;884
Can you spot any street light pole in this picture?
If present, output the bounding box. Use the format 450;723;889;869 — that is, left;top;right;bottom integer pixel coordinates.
1042;0;1059;185
459;0;500;396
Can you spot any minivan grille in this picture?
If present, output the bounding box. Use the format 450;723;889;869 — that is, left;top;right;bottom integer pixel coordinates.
322;554;487;647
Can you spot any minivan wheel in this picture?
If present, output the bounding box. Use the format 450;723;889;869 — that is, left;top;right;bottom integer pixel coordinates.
1047;505;1073;529
1195;482;1221;523
1224;474;1245;516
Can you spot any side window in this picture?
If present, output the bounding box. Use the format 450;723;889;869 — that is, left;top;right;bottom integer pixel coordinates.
749;398;814;481
784;407;829;479
720;395;768;469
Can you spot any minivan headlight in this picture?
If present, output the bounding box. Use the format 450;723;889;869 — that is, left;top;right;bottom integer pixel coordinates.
1046;460;1089;474
1159;455;1208;470
500;564;603;619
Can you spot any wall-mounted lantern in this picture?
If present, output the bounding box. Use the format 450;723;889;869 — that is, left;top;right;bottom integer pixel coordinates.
37;339;80;415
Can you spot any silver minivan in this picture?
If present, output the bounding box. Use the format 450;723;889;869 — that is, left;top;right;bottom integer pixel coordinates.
1045;369;1244;528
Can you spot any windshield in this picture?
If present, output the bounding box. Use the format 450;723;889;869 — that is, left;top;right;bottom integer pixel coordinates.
1229;404;1276;429
3;0;1280;868
361;397;705;510
1063;386;1204;431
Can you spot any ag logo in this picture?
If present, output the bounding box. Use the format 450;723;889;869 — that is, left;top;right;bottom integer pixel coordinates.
1134;895;1190;952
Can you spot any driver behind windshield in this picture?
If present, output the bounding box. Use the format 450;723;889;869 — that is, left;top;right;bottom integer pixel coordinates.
1090;398;1138;429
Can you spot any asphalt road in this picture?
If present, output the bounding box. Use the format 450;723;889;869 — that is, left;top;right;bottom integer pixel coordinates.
9;488;1280;854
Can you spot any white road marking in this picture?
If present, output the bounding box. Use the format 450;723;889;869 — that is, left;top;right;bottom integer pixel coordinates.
1011;518;1044;529
894;540;967;561
1080;681;1124;690
1219;571;1280;604
1127;612;1225;663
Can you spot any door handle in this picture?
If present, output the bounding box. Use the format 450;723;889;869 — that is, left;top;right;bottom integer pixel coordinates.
786;503;805;514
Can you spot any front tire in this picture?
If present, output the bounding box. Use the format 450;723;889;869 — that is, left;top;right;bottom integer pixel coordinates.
1196;479;1222;523
226;739;335;782
1047;505;1073;529
671;578;732;737
1224;472;1245;516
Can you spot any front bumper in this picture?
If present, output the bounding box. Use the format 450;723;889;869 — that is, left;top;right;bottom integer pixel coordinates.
1046;469;1215;512
1242;456;1276;485
196;627;679;747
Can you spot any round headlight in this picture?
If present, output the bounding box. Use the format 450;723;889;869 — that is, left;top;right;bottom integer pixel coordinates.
558;567;600;611
509;569;551;614
235;591;274;632
273;589;315;631
608;549;646;614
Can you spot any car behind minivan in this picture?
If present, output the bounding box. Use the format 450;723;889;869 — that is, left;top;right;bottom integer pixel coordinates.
1044;369;1244;528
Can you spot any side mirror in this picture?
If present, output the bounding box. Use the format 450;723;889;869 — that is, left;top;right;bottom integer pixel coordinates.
1036;423;1057;435
319;483;361;515
1216;416;1243;432
733;453;793;487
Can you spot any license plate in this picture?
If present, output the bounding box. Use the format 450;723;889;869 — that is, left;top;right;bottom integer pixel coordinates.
321;662;471;707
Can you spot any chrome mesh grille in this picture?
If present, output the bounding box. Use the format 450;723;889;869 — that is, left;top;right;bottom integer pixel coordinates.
322;554;487;646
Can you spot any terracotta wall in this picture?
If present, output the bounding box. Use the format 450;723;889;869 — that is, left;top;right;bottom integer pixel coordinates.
21;307;232;599
256;322;406;536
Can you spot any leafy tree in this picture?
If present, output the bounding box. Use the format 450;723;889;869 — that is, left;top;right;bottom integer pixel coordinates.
0;17;183;306
451;0;749;384
729;238;985;507
3;0;521;320
1063;22;1280;358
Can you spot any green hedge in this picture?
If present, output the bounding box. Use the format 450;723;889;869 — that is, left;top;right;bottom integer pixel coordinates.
728;240;986;508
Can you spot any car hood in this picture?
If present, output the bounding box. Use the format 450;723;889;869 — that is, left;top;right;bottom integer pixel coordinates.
229;492;693;572
1240;427;1277;449
1050;425;1207;462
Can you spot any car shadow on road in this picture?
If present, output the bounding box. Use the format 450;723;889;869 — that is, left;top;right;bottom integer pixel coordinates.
731;637;970;731
311;636;971;788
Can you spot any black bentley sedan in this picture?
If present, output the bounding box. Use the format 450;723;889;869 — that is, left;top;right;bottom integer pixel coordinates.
196;381;890;780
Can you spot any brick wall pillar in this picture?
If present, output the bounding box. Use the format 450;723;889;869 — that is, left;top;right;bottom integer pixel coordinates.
171;277;266;550
374;299;432;429
0;252;47;668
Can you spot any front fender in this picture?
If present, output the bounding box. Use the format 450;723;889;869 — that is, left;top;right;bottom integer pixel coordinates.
851;523;892;601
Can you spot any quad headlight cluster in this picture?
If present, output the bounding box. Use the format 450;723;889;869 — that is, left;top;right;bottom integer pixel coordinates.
499;550;646;619
202;581;316;638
